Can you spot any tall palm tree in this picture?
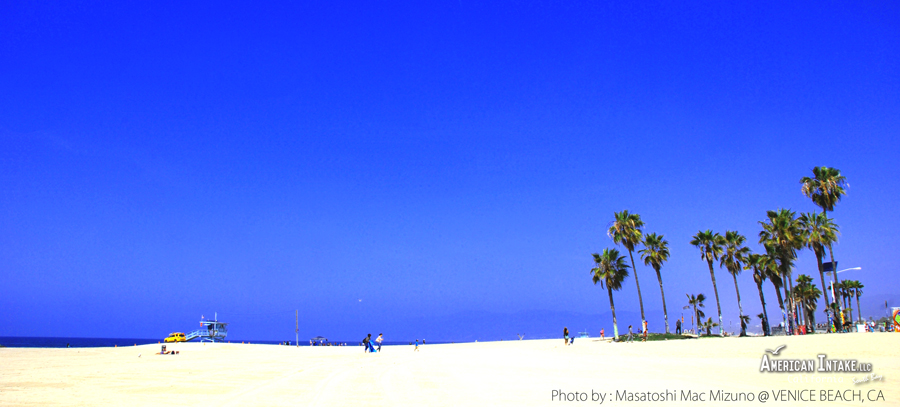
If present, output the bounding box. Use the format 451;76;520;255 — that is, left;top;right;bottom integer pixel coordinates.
798;212;840;329
745;253;771;336
800;167;848;326
690;230;726;336
720;230;750;335
686;293;707;335
639;233;670;333
591;248;630;340
608;210;646;326
759;209;804;334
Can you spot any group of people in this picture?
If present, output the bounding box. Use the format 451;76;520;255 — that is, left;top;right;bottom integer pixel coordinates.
362;333;384;353
625;321;648;342
566;321;650;343
359;335;431;352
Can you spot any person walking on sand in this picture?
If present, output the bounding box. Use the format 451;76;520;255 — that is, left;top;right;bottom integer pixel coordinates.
675;319;681;335
600;329;605;339
627;325;634;342
376;333;383;352
414;339;419;351
563;327;570;345
642;321;648;342
363;334;372;353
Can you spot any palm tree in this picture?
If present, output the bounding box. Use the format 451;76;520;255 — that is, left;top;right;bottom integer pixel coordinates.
798;212;840;329
739;314;751;336
686;293;707;335
800;167;848;326
801;167;849;217
591;248;630;340
608;210;646;326
639;233;670;333
701;317;719;336
838;281;853;314
761;247;788;335
759;209;804;334
793;274;809;328
793;274;821;332
720;230;750;335
745;253;771;336
846;280;864;323
690;230;726;336
833;280;853;327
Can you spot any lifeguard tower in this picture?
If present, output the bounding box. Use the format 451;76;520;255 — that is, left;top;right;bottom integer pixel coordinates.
185;314;228;342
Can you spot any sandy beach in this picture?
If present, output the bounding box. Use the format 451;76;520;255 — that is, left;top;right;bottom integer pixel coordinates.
1;333;896;406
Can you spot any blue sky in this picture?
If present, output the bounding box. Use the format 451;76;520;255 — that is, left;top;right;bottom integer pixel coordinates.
2;1;898;342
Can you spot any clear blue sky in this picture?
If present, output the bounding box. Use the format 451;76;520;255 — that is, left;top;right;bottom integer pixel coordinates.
2;1;898;342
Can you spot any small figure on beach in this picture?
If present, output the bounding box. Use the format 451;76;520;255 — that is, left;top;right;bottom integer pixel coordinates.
363;334;372;353
563;327;569;345
675;319;681;335
414;339;419;351
376;333;383;352
642;321;648;342
627;325;634;342
600;329;604;339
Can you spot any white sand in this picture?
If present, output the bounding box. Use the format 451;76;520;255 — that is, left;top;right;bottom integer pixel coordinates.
1;333;897;406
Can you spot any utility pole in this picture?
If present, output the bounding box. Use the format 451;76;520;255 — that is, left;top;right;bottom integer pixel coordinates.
295;310;299;347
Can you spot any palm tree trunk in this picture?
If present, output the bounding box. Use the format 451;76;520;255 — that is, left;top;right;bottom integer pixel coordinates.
813;249;831;333
827;242;844;330
706;259;724;336
655;266;669;334
844;289;851;312
756;280;769;336
855;293;862;324
693;305;698;335
788;273;803;332
731;271;744;335
783;264;796;334
627;249;646;325
782;283;791;334
773;283;787;336
810;298;817;330
607;287;619;340
822;208;845;331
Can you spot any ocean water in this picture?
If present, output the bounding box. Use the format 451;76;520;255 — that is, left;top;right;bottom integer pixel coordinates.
0;337;163;348
0;337;447;348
